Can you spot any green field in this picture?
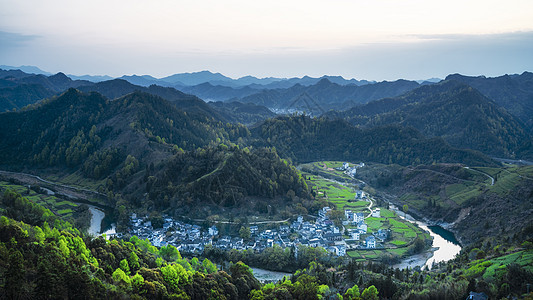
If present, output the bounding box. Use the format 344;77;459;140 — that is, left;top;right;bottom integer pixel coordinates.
0;181;80;217
303;173;368;211
445;183;482;205
301;161;431;261
45;170;107;192
471;166;533;196
462;250;533;281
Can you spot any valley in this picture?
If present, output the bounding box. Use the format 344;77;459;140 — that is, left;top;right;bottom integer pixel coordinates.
0;68;532;299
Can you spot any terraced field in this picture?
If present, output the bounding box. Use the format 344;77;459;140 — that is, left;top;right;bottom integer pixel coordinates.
0;181;80;218
300;161;432;262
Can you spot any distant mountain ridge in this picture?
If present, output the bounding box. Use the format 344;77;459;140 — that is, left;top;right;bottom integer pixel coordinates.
0;65;52;76
238;78;421;112
326;80;533;159
0;69;276;125
445;72;533;129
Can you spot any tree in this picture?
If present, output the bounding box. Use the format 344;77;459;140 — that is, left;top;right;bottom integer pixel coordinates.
239;226;251;240
131;273;145;295
120;258;130;275
128;251;140;272
293;274;319;300
402;204;408;218
112;268;131;285
201;258;217;274
6;250;25;298
361;285;379;300
344;284;360;300
159;244;181;262
327;210;345;229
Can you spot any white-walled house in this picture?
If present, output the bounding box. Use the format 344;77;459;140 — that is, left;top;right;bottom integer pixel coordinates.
366;236;376;248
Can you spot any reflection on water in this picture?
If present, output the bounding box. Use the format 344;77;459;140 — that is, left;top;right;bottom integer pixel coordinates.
87;206;116;237
424;225;461;267
87;206;105;236
391;205;462;269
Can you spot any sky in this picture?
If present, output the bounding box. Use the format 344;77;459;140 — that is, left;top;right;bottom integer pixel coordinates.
1;0;533;81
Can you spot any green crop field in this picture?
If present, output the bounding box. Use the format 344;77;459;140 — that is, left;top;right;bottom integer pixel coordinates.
301;161;432;261
390;240;407;246
445;183;482;205
0;181;80;218
46;170;106;191
470;167;501;178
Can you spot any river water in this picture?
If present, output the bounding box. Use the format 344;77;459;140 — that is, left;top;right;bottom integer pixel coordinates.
252;268;292;283
86;205;116;237
391;206;462;269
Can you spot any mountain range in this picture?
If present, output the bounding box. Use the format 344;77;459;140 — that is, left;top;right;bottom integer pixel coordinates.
1;66;532;300
325;80;533;159
1;67;532;163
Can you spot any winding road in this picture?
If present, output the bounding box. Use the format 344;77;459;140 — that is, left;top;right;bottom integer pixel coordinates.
464;167;494;185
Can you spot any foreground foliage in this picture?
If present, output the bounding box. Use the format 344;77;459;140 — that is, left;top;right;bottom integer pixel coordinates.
1;189;532;299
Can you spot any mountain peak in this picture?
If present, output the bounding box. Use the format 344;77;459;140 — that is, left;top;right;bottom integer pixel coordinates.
316;78;332;85
49;72;70;80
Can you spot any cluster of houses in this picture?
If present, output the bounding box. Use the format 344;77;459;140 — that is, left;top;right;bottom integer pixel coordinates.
336;162;365;178
129;198;390;257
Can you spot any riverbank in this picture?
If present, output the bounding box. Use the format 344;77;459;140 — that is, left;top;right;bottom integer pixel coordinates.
390;204;462;269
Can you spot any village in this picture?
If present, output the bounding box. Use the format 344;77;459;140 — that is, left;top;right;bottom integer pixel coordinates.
128;187;390;257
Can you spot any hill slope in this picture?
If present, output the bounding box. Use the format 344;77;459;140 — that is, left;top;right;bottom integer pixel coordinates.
0;89;308;220
327;81;533;159
250;114;496;166
446;72;533;129
239;78;420;112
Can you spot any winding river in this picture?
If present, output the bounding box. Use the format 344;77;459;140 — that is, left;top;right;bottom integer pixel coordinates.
391;205;462;269
86;205;116;237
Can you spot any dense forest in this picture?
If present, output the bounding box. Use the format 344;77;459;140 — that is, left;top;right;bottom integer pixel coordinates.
131;145;311;219
445;72;533;129
326;80;533;159
250;114;496;166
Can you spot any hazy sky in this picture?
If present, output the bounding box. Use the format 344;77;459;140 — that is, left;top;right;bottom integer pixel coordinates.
1;0;533;80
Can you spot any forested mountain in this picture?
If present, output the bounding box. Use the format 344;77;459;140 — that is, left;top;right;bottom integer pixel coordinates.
239;78;420;111
208;101;276;125
179;82;260;101
0;88;249;179
0;89;307;219
0;70;166;112
0;84;55;112
0;68;37;80
142;146;310;217
445;72;533;129
0;70;93;111
250;114;496;166
327;81;533;159
76;79;231;122
0;70;275;123
5;72;91;92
